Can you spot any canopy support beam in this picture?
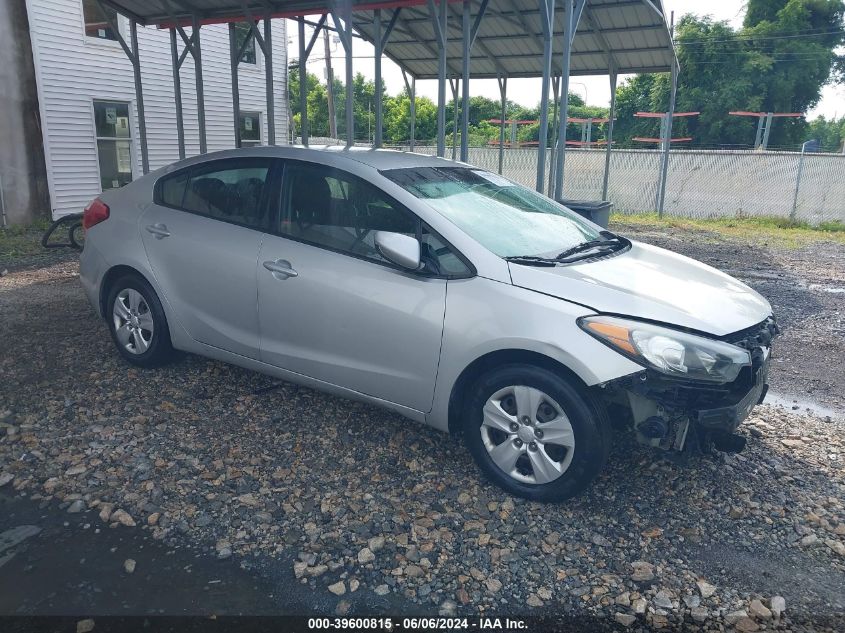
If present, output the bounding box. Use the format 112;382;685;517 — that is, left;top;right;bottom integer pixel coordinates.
96;1;149;173
602;68;617;200
428;0;448;157
297;15;326;146
657;12;678;217
170;29;186;159
402;70;416;151
331;7;355;147
534;0;554;193
497;74;507;174
459;0;489;161
552;0;586;200
373;9;400;148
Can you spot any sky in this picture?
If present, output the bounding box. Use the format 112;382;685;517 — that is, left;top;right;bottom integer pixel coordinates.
285;0;844;121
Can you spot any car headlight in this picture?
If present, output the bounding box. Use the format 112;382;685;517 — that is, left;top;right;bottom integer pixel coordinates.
578;315;751;383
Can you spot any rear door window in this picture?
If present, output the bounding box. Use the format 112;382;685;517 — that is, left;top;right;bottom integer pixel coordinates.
156;159;273;230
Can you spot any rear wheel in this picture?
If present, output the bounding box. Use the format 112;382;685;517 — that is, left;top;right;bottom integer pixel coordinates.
106;274;175;368
462;364;609;502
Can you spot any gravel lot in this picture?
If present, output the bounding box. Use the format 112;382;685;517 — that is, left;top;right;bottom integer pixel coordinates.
1;224;843;631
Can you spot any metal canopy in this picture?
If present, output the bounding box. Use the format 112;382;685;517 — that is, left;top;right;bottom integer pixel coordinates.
354;0;676;79
104;0;676;79
100;0;678;210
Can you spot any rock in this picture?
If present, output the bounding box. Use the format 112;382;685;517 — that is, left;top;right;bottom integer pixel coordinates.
633;598;647;614
615;613;636;627
76;619;95;633
67;500;85;513
781;439;804;448
800;533;820;547
697;579;716;598
526;594;544;607
405;565;424;578
328;581;346;596
485;578;502;594
147;512;160;526
293;561;308;579
690;606;708;623
110;509;136;527
631;560;655;582
537;587;552;600
65;465;87;477
749;598;771;620
735;617;760;632
0;473;13;487
725;610;748;625
457;492;472;505
374;584;390;596
438;599;457;616
616;592;631;607
456;588;470;604
349;579;359;592
770;596;786;618
653;590;674;610
335;600;351;616
683;594;700;608
123;559;136;574
358;547;375;564
98;504;114;523
592;534;612;547
825;539;845;556
368;536;385;552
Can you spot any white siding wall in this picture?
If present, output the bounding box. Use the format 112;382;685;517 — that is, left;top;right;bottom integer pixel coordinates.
26;0;289;218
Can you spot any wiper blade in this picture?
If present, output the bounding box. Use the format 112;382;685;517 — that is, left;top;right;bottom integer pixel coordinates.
555;234;625;261
504;255;558;267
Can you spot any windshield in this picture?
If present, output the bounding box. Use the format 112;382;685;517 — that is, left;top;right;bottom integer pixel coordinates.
381;166;602;258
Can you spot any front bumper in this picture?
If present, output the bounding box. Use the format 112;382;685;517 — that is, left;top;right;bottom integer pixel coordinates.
604;317;778;451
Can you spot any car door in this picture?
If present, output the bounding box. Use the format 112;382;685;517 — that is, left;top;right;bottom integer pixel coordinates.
256;160;470;412
139;157;277;360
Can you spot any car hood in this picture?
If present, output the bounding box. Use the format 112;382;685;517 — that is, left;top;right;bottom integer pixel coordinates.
508;240;772;337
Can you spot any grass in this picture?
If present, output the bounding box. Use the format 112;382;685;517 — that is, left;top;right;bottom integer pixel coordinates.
611;212;845;247
0;219;53;264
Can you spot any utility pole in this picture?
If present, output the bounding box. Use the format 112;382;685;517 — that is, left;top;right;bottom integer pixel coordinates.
324;29;337;139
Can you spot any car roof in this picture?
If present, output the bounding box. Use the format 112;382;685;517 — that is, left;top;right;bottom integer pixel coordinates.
167;145;464;172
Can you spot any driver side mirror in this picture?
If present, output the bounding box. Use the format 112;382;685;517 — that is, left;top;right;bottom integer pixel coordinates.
374;231;421;270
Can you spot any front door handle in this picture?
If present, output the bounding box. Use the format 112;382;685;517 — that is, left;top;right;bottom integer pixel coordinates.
263;259;298;279
146;223;171;239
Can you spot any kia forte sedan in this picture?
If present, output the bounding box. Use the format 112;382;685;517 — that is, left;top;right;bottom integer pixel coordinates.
79;147;777;501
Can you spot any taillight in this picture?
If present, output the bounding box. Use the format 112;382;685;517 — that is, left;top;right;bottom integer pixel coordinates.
83;198;110;230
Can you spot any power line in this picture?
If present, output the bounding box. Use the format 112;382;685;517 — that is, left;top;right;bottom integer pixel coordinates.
677;27;845;46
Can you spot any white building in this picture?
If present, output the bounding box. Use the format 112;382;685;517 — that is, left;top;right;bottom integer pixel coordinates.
13;0;289;221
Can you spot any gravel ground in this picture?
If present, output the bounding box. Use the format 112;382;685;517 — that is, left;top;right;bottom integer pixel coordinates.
1;227;844;631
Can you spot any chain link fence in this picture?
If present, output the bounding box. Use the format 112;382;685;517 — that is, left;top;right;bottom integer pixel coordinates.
385;145;845;224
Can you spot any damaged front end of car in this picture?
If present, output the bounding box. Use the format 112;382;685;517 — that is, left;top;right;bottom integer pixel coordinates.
585;316;780;456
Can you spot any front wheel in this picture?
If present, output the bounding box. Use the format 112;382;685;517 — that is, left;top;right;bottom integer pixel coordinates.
462;364;610;502
106;274;175;368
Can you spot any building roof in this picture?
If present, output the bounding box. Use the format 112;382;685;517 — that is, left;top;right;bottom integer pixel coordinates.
103;0;677;79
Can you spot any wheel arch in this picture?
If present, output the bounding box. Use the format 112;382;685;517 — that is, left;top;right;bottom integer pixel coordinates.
447;349;590;436
98;265;153;319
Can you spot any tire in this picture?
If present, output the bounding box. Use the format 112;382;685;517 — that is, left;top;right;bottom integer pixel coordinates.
106;274;175;368
462;364;610;502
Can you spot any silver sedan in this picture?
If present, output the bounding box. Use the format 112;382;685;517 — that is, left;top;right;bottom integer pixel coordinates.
80;146;775;501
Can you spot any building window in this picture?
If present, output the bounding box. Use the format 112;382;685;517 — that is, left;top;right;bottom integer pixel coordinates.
239;111;262;147
83;0;119;41
94;100;133;190
235;22;257;64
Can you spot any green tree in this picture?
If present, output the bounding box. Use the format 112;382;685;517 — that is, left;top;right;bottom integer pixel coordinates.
609;2;845;149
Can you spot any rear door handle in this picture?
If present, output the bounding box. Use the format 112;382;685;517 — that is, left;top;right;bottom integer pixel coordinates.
146;223;171;239
263;259;298;279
